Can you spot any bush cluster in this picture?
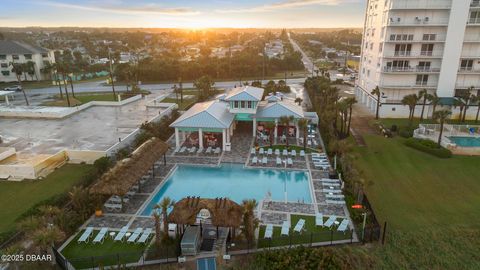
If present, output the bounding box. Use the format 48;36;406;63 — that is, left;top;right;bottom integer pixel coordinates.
404;138;452;158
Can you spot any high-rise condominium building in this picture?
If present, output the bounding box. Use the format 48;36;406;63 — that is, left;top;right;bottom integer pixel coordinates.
356;0;480;118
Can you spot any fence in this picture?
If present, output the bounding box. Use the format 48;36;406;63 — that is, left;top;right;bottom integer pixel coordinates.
418;124;480;136
58;245;180;270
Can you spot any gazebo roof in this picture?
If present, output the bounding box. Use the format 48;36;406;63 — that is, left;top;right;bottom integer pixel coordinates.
90;138;169;196
255;100;304;119
225;86;264;102
168;197;243;227
169;101;234;129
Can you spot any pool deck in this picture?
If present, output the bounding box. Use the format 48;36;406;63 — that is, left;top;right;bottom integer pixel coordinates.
80;128;351;236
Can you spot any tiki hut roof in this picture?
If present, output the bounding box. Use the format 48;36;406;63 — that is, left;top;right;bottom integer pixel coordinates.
90;138;169;196
168;197;244;228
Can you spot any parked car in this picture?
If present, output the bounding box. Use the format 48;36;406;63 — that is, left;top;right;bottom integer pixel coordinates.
4;85;22;92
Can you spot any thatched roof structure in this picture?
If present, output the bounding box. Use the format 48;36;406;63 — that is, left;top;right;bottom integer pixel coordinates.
90;138;169;196
168;197;244;228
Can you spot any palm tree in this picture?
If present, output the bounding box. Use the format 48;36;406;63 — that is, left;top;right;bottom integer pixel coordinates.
401;94;420;126
152;210;162;245
472;95;480;123
433;110;452;146
453;98;466;122
371;86;381;120
173;84;179;103
345;97;357;136
9;62;29;105
428;93;441;118
153;197;175;240
69;186;91;220
294;97;303;106
418;89;430;121
279;115;294;147
241;199;258;243
297;118;309;150
264;122;275;147
337;99;349;135
32;226;65;254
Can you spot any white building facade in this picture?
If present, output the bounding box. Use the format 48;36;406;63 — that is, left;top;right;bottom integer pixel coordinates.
0;40;55;83
356;0;480;118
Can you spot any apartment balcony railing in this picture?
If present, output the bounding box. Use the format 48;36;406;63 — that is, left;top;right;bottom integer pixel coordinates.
388;51;443;57
390;1;451;10
383;66;441;73
471;0;480;7
458;67;480;73
467;18;480;24
380;83;437;89
387;18;449;26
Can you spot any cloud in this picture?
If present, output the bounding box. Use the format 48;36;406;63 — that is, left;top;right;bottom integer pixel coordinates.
216;0;358;13
40;1;200;16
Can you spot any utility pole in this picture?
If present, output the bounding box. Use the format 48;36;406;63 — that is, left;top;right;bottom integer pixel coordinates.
108;48;116;98
262;42;266;81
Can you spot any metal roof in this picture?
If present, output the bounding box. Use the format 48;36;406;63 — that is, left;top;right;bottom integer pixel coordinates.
224;86;264;102
170;100;234;129
0;40;49;55
255;101;304;119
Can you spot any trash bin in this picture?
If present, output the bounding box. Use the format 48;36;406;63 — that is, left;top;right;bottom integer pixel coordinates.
225;143;231;152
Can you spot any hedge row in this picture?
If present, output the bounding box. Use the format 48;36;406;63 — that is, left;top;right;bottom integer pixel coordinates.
404;138;452;158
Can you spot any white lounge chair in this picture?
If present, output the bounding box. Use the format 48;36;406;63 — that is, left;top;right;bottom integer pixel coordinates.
324;216;337;228
114;226;129;242
93;228;108;244
315;213;324;227
205;147;212;154
179;146;187;153
291;150;297;157
267;148;273;156
127;228;143;243
337;219;349;233
312;153;327;158
259;148;265;155
108;196;129;204
326;200;346;205
281;221;290;236
251;148;256;154
264;224;273;239
214;147;221;154
326;194;345;199
287;158;293;166
293;219;305;233
197;147;203;154
189;147;196;154
275;149;280;156
251;156;258;165
300;150;305;157
276;157;281;166
104;203;122;212
137;228;153;244
78;227;94;243
262;157;268;165
282;149;288;156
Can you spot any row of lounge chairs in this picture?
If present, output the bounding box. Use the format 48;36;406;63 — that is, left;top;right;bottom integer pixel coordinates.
176;146;221;155
78;226;153;244
104;184;140;212
263;216;350;239
251;148;306;158
251;156;294;167
312;153;331;170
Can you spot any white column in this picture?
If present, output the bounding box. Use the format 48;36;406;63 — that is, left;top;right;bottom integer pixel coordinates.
252;118;257;137
222;129;227;150
274;119;278;138
295;120;299;139
198;128;203;149
175;128;180;149
227;128;231;143
5;95;9;105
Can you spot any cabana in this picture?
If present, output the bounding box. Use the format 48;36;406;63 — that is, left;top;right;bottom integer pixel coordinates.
89;138;169;210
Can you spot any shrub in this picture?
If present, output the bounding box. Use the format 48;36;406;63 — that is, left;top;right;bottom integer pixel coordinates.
404;138;452;158
93;156;111;174
399;128;414;138
391;125;398;132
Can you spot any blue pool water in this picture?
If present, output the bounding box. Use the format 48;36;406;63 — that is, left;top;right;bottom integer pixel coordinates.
141;163;311;216
449;136;480;147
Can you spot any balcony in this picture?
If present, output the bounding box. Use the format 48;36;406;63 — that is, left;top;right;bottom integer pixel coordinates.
467;18;480;25
387;18;449;26
383;66;440;73
386;51;443;58
458;67;480;73
390;1;451;10
472;1;480;8
380;83;437;89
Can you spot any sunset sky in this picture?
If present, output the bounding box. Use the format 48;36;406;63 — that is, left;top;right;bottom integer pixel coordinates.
1;0;366;28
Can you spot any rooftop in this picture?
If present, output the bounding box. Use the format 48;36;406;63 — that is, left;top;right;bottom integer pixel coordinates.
224;86;264;102
0;40;49;55
170;100;235;129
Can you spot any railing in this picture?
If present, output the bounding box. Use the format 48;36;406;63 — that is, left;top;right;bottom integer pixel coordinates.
458;67;480;73
387;18;449;26
383;66;440;73
468;18;480;24
390;1;451;10
389;51;442;57
380;83;437;88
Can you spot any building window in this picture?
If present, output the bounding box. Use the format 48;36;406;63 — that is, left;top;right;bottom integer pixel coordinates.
460;59;474;71
379;42;383;52
1;71;10;76
240;101;245;108
0;63;7;68
0;55;6;60
420;44;434;55
416;74;429;86
247;101;253;109
24;54;32;60
417;61;431;71
469;11;480;24
41;53;48;58
422;34;436;41
394;44;412;56
234;101;239;108
12;55;19;60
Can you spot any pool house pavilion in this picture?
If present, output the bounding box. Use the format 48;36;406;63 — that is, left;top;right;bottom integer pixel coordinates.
170;86;317;151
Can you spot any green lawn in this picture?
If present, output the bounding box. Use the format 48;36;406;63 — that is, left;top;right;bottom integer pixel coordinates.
61;230;146;269
257;215;352;248
0;164;95;233
354;135;480;230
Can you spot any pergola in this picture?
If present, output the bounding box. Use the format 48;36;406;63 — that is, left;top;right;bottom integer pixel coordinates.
168;197;243;238
90;138;169;199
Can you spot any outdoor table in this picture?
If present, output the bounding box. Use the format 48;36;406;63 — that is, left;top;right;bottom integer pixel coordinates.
109;232;116;239
334;221;340;225
125;232;132;238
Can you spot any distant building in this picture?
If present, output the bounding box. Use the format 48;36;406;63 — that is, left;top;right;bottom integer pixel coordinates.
0;40;55;82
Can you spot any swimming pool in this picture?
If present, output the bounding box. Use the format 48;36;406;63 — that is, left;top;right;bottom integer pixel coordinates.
141;163;312;216
449;136;480;147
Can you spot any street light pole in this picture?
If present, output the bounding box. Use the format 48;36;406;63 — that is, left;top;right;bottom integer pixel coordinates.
108;48;116;98
361;212;367;241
